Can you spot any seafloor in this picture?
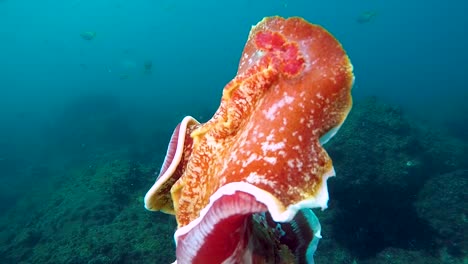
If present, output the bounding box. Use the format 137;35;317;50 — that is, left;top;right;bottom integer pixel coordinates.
0;96;466;264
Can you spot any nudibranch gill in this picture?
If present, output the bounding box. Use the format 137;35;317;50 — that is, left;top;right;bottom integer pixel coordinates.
145;16;354;263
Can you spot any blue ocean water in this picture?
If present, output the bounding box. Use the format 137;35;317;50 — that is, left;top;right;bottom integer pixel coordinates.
0;0;466;263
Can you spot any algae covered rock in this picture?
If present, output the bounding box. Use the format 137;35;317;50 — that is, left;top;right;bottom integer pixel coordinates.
0;157;176;263
324;97;466;257
415;169;468;257
361;247;439;264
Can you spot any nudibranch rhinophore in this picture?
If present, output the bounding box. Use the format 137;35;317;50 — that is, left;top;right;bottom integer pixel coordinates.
145;16;354;263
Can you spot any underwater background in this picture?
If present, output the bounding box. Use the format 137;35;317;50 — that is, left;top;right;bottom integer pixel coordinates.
0;0;466;263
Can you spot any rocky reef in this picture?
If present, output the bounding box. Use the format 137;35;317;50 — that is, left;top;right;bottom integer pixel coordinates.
0;158;176;263
415;169;467;258
315;97;467;263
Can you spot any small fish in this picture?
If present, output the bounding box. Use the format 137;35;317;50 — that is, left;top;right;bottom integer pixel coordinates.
144;60;153;71
80;31;96;40
356;11;377;24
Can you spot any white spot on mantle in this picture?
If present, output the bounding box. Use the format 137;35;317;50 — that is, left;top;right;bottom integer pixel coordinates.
263;156;277;164
263;94;295;121
261;141;285;153
246;172;276;188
